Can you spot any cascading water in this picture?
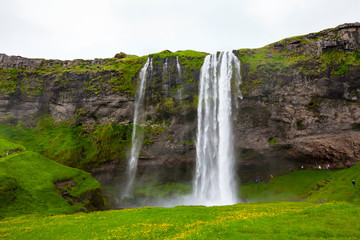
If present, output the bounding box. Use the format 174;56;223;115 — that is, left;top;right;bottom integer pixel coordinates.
163;57;169;84
162;58;171;96
163;57;169;74
176;56;182;79
192;51;242;206
175;56;184;100
120;53;240;207
123;57;153;198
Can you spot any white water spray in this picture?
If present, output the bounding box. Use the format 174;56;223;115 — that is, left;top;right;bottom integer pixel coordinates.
123;57;153;197
192;51;242;206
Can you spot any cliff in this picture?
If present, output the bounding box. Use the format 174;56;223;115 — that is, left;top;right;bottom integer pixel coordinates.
0;50;205;188
0;23;359;185
234;22;360;178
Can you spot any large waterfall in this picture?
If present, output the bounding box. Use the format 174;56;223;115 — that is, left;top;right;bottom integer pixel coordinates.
121;53;241;207
123;57;153;198
193;51;242;206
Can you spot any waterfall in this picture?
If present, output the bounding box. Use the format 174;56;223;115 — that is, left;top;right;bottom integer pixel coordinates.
123;57;153;198
163;57;169;83
176;56;184;100
162;58;170;96
193;51;242;206
163;57;169;74
176;56;182;79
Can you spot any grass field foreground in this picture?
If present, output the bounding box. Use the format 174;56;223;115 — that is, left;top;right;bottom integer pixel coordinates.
240;164;360;203
0;140;104;217
0;201;359;239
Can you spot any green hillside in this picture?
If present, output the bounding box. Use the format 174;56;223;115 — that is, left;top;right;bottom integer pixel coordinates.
0;138;25;156
239;164;360;203
1;132;360;239
0;140;104;218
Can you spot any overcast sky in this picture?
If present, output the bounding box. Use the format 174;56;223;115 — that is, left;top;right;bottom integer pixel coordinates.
1;0;359;60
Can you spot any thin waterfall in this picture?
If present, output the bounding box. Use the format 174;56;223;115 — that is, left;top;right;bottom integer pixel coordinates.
176;56;182;79
123;57;153;198
163;58;169;82
176;56;183;100
193;51;242;206
162;58;170;95
164;57;169;73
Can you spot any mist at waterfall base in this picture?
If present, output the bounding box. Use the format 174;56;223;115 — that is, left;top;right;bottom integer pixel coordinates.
95;52;295;208
191;52;242;206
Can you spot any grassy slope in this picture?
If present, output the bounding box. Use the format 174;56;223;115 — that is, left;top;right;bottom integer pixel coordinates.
0;138;25;156
239;164;360;203
0;139;102;218
0;201;359;239
1;166;360;239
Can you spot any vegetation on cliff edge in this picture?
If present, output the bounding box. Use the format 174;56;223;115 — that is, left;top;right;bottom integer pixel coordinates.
0;50;207;98
235;25;360;98
0;117;173;170
0;120;133;170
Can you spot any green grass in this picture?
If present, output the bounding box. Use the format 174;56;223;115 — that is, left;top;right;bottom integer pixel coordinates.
149;49;208;59
239;164;360;203
0;118;171;170
0;121;132;170
0;201;359;239
0;149;102;218
1;142;360;239
0;138;25;156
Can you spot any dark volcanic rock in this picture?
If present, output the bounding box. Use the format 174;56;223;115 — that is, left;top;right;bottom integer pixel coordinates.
287;132;360;165
230;22;360;172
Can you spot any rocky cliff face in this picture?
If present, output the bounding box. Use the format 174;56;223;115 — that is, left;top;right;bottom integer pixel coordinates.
0;51;204;186
233;22;360;179
1;24;359;184
0;55;136;125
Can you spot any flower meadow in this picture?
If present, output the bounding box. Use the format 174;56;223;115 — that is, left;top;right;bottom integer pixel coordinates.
1;201;359;239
